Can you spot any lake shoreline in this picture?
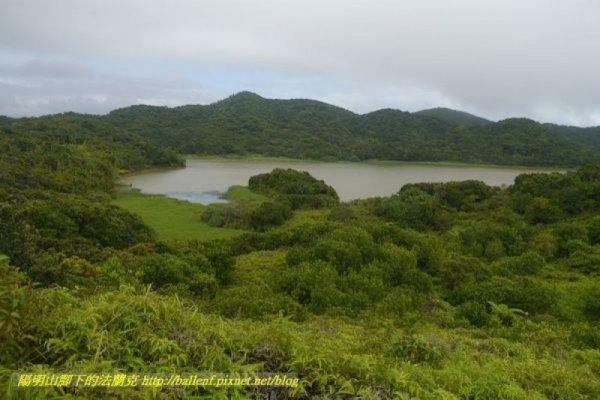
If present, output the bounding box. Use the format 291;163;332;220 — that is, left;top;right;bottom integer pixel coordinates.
119;158;566;203
117;156;568;182
182;154;569;171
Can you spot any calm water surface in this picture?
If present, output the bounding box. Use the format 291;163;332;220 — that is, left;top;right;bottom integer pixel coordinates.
120;159;561;204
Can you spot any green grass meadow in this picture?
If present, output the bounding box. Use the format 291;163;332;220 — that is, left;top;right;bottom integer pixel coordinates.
224;185;268;203
112;190;245;241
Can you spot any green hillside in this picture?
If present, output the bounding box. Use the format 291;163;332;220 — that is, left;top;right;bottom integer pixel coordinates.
545;122;600;146
1;92;600;168
105;92;600;166
415;107;492;126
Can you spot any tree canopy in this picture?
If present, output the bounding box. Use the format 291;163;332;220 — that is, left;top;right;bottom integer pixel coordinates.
1;106;600;398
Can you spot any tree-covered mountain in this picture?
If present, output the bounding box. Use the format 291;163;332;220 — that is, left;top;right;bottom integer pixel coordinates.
545;123;600;146
2;92;600;166
104;92;600;166
415;107;492;126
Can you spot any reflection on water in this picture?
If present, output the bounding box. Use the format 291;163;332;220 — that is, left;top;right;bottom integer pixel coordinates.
120;159;562;204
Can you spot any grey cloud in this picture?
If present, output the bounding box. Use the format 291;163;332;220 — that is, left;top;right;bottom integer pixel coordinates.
0;59;211;116
0;59;91;79
0;0;599;125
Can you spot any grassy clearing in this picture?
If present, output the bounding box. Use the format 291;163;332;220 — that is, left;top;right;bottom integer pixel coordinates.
112;190;245;241
225;185;268;204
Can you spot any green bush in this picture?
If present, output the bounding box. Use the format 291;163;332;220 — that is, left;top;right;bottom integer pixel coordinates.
389;335;447;366
136;253;217;296
249;201;292;231
438;255;489;290
279;261;344;314
491;251;545;275
583;289;600;321
562;248;600;274
456;301;492;327
376;187;451;231
571;323;600;349
200;203;251;229
553;222;589;256
327;205;356;222
248;168;339;209
588;216;600;245
524;197;563;224
449;277;556;315
460;221;526;261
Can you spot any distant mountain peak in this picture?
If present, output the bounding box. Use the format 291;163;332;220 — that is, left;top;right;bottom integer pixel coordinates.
363;108;409;117
416;107;492;126
224;91;264;101
497;117;539;126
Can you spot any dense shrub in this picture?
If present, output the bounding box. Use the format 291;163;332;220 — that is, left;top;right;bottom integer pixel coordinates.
135;253;217;295
456;301;492;327
553;222;590;257
200;203;251;229
524;197;563;224
327;205;357;222
448;277;556;314
376;187;451;231
438;255;490;290
588;216;600;245
249;201;293;231
491;251;545;275
402;180;495;211
248;168;339;209
583;289;600;320
562;248;600;274
460;221;526;261
389;335;447;366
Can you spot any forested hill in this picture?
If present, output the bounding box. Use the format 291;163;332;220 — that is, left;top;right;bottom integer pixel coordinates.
3;91;600;166
414;107;492;126
0;114;183;195
545;123;600;146
104;92;600;166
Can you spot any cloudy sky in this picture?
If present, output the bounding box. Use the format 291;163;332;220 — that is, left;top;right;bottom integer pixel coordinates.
1;0;599;126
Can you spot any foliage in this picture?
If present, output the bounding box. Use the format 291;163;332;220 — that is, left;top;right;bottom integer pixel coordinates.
588;216;600;245
113;191;245;241
248;201;293;231
415;107;492;126
248;168;339;209
104;93;600;166
376;187;451;231
201;202;253;229
1;115;600;399
389;335;447;366
487;301;528;327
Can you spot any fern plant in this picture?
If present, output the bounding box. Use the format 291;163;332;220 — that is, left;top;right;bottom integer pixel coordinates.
487;301;528;327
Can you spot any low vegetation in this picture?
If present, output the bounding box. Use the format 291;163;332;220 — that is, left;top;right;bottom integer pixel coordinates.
113;191;245;241
1;113;600;399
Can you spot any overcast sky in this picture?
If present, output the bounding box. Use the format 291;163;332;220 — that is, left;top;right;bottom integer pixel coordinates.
1;0;599;126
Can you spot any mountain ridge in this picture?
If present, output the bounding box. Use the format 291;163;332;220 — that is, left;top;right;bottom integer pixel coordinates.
2;91;600;167
102;92;600;166
105;91;598;129
415;107;492;126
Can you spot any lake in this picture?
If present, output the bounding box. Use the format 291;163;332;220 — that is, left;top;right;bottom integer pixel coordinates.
120;159;562;204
